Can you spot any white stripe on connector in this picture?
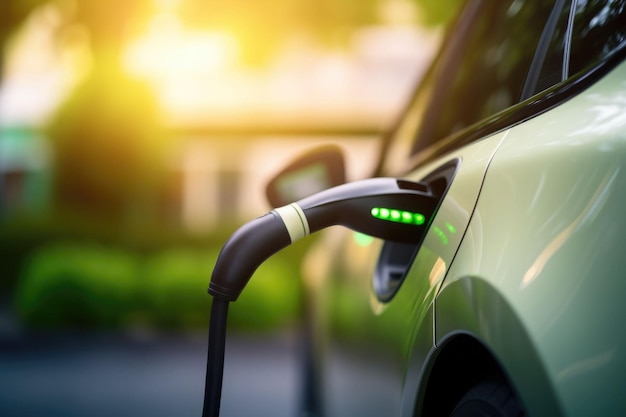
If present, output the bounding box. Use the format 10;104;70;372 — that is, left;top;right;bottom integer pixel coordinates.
274;203;310;243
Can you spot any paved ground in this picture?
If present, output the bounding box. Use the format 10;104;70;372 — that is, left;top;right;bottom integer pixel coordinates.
0;329;300;417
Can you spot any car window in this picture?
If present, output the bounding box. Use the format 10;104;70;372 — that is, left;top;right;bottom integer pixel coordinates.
524;0;572;98
411;0;556;155
568;0;626;76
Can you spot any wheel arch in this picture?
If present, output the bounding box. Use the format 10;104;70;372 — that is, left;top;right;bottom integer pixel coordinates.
417;333;509;416
416;276;564;417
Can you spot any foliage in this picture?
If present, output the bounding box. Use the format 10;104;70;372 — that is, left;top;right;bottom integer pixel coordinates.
0;1;45;52
0;0;463;78
228;252;300;331
179;0;377;65
12;242;302;332
70;0;152;47
142;248;218;329
13;243;139;329
178;0;462;66
47;65;167;223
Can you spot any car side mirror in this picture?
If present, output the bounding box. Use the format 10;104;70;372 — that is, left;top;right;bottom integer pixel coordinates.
265;145;346;208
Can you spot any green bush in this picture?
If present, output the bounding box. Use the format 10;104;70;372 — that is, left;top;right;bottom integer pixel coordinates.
228;254;300;331
141;248;218;329
12;242;302;331
143;248;301;331
13;243;138;329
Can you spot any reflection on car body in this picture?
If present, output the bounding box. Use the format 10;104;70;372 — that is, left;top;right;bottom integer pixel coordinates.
266;0;626;416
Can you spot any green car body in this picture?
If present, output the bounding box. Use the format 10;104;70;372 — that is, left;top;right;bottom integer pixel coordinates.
439;60;626;417
276;1;626;415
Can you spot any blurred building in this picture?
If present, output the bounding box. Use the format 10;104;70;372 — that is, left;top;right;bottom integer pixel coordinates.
0;1;438;234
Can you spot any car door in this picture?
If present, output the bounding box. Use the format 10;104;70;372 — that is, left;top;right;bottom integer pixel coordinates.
435;2;626;416
307;1;568;416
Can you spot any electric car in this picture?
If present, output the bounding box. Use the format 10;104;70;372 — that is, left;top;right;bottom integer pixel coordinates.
264;0;626;415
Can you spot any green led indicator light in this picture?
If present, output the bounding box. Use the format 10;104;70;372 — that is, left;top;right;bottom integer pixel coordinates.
371;207;425;225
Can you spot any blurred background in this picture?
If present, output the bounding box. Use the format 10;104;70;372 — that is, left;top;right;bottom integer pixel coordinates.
0;0;459;415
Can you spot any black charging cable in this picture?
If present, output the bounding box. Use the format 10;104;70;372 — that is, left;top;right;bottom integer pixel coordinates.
202;297;230;417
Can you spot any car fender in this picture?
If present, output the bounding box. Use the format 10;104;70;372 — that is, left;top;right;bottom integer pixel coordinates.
437;60;626;417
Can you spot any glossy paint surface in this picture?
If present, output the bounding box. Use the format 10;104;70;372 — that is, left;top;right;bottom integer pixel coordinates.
315;128;507;416
439;60;626;416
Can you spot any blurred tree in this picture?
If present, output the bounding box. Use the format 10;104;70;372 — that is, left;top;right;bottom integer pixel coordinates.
178;0;461;67
71;0;151;49
48;65;165;222
0;0;46;81
47;0;167;227
15;0;463;227
1;0;463;79
177;0;370;66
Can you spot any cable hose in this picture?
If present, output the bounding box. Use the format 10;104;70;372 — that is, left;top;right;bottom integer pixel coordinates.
202;297;230;417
